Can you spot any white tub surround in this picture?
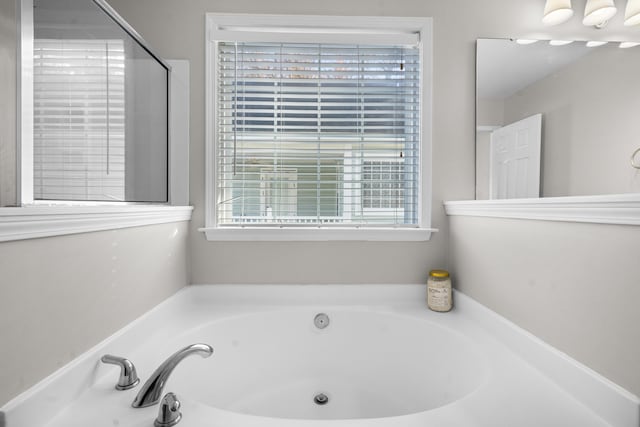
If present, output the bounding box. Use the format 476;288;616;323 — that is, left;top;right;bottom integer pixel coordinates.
2;285;638;427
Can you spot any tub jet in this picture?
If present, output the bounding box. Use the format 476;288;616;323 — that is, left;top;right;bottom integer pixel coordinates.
314;393;329;405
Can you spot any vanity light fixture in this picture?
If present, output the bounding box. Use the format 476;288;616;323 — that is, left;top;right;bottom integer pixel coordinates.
543;0;575;25
549;39;574;45
619;41;640;47
583;0;618;26
586;40;609;46
624;0;640;24
543;0;640;28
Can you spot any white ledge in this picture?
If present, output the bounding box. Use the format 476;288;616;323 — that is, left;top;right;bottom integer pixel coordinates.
0;205;193;242
199;226;437;241
444;194;640;225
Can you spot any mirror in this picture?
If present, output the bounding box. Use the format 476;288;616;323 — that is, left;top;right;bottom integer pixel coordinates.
32;0;169;202
476;38;640;200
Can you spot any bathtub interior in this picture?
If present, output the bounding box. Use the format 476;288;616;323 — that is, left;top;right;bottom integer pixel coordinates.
161;309;489;420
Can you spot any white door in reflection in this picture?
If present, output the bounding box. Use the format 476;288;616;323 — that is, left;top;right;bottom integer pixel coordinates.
489;113;542;199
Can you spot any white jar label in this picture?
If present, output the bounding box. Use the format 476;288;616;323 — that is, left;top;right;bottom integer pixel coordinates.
428;286;451;310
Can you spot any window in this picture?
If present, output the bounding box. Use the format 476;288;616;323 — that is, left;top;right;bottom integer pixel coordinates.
33;39;126;201
362;160;405;210
204;15;433;240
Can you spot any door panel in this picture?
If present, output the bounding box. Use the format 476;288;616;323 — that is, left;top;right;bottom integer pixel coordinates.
490;113;542;199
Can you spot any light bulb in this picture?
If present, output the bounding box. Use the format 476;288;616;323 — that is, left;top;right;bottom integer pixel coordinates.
543;0;574;25
624;0;640;25
583;0;618;26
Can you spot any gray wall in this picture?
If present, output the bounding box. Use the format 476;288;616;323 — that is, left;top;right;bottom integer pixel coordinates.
449;216;640;396
0;0;17;207
0;222;190;406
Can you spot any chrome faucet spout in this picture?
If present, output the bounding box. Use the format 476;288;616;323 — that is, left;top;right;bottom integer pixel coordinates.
132;343;213;408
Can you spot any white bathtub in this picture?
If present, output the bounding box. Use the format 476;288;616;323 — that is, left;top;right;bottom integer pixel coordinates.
2;285;638;427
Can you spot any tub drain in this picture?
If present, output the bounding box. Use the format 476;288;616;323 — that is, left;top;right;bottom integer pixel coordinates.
314;393;329;405
314;313;330;329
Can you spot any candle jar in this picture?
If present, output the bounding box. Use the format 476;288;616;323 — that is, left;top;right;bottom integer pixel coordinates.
427;269;452;312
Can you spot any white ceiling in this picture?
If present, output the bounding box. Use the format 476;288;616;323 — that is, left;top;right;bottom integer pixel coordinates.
477;39;593;100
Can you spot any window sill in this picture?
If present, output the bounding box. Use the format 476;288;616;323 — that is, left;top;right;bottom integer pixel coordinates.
443;193;640;225
199;226;437;241
0;205;193;242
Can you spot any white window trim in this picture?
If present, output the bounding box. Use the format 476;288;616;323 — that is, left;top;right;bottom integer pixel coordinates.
3;0;193;243
203;227;434;242
201;13;435;241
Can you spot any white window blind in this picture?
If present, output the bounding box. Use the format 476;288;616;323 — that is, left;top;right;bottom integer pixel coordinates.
216;42;420;227
33;39;125;201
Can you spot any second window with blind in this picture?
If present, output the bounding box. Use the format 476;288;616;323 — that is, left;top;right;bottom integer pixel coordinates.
206;15;432;235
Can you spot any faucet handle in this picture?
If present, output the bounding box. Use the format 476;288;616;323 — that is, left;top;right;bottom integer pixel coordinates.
155;392;182;427
101;354;140;390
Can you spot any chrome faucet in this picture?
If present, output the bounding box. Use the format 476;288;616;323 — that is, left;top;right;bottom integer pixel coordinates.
132;343;213;408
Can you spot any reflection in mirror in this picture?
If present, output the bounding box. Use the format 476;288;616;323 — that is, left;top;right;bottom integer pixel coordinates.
476;38;640;200
33;0;168;202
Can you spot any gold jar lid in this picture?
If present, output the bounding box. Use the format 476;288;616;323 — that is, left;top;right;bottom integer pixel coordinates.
429;269;450;278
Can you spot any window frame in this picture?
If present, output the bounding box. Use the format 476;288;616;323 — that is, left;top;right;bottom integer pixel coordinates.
202;13;435;241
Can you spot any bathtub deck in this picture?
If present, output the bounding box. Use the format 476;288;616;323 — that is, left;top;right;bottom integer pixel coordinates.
2;284;638;427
